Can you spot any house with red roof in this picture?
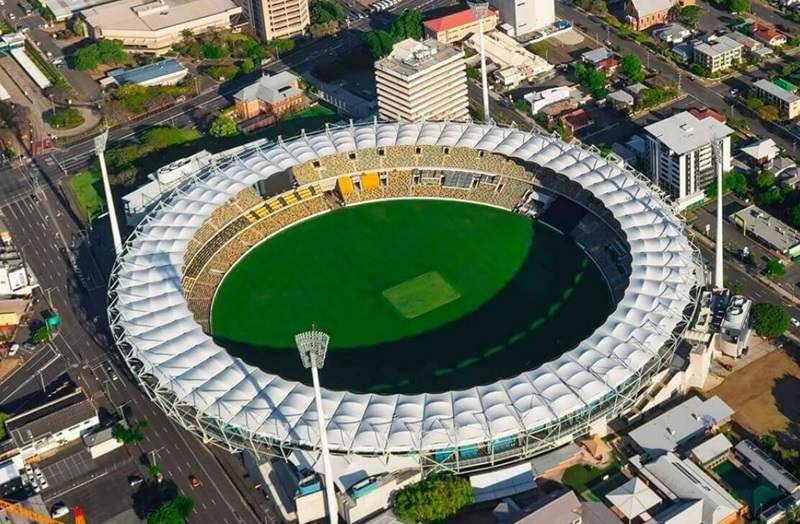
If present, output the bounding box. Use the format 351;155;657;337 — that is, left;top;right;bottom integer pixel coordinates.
423;6;499;44
753;24;787;47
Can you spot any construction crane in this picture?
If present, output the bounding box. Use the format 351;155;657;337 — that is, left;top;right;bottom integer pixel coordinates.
0;499;63;523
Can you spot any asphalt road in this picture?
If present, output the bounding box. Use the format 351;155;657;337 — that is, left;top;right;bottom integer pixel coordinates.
0;185;267;523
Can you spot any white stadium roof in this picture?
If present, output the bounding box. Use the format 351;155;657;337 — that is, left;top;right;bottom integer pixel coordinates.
109;121;700;455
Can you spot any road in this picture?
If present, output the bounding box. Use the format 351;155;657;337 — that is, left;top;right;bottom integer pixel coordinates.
555;0;800;152
0;183;269;523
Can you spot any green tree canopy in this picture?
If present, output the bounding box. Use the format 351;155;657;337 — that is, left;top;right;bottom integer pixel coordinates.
363;10;423;58
147;496;194;524
209;114;238;137
74;39;128;70
728;0;750;13
393;472;472;522
310;0;344;24
680;5;703;27
755;170;775;189
112;420;149;444
0;412;10;440
752;302;789;338
74;45;101;71
765;259;786;279
620;54;645;83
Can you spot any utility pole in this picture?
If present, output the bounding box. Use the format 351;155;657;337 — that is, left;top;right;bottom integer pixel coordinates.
94;129;123;255
468;0;491;123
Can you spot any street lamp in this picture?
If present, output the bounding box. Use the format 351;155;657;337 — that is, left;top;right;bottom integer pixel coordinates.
295;329;338;524
94;128;123;255
468;0;491;123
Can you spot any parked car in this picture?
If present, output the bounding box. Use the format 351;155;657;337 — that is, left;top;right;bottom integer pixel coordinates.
791;317;800;328
50;503;69;518
128;475;143;487
8;344;19;356
189;475;201;489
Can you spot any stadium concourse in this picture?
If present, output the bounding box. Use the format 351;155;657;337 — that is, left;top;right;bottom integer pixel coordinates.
108;121;703;473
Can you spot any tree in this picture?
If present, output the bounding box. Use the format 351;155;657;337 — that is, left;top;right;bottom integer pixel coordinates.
752;302;790;338
47;107;84;129
202;43;229;59
147;496;194;524
74;45;101;71
209;114;238;137
680;5;703;27
621;54;645;83
70;16;85;37
0;412;10;440
745;96;764;112
728;0;750;13
758;105;780;122
310;0;343;24
393;472;472;522
790;204;800;228
760;434;777;450
755;169;775;189
239;58;255;73
112;420;149;444
96;39;128;64
765;259;787;279
363;10;423;58
31;325;52;344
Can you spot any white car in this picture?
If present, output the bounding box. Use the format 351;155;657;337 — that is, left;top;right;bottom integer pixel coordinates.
8;344;19;356
791;317;800;328
50;504;69;518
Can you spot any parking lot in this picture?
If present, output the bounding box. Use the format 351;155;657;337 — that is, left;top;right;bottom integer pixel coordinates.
40;449;96;489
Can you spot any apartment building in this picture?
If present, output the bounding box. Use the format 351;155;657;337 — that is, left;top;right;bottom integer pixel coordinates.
752;79;800;120
243;0;310;41
82;0;242;54
644;111;734;209
488;0;554;37
375;38;468;122
692;36;743;74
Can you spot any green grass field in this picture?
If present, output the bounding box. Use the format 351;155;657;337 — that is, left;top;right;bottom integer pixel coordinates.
67;170;105;223
211;199;613;393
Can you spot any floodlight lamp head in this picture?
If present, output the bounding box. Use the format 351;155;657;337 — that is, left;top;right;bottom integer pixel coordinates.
93;128;109;154
467;0;489;18
295;329;330;369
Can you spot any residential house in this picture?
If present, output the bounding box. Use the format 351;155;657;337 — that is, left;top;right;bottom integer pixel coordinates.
653;23;692;44
740;138;780;166
753;24;787;47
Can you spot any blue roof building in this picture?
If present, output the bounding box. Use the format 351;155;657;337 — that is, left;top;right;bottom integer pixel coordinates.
108;59;188;87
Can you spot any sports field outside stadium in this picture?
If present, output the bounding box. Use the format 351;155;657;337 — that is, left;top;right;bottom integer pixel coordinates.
211;199;613;394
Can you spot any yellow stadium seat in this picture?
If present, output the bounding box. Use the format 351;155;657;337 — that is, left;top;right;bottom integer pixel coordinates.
361;172;380;190
337;176;354;196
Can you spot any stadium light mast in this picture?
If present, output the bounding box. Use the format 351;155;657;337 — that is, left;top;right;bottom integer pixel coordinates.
468;0;491;123
94;128;123;255
296;329;338;524
712;140;724;290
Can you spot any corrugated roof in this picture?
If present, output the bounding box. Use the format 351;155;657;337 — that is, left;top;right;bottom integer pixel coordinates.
423;6;497;33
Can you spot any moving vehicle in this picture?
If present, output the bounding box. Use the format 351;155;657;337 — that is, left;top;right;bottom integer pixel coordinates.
189;475;201;489
51;503;69;518
129;475;144;487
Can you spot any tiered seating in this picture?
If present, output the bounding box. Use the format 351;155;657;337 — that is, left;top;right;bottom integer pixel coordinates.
320;153;354;175
184;216;251;278
418;146;445;168
491;178;531;209
386;171;413;198
353;148;382;172
444;148;474;170
233;186;263;212
185;223;218;263
467;184;499;205
292;162;320;185
383;146;416;169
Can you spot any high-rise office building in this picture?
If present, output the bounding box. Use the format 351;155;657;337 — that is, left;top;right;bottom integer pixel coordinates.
242;0;310;42
488;0;554;37
374;38;469;122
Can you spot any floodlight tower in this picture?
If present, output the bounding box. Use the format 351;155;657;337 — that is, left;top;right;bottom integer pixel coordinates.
468;0;491;123
296;329;338;524
94;129;123;255
712;139;724;290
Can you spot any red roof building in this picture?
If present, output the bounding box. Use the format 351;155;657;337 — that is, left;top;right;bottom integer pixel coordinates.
689;107;727;123
423;7;499;44
595;56;620;71
753;24;787;47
